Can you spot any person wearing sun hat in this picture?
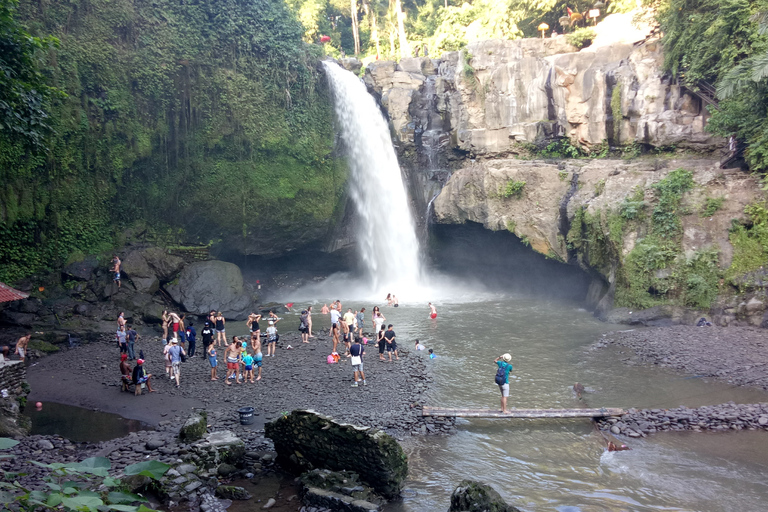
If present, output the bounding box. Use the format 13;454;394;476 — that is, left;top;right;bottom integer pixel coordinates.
494;353;514;413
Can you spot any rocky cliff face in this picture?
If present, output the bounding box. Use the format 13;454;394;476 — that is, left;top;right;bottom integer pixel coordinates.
364;27;720;167
433;157;767;325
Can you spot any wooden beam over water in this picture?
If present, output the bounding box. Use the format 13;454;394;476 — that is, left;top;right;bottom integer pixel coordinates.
422;407;625;419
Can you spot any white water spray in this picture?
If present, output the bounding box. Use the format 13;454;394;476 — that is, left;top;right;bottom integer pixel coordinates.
323;61;421;295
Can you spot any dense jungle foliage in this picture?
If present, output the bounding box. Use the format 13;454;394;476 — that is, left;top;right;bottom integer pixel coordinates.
659;0;768;175
0;0;345;283
287;0;635;59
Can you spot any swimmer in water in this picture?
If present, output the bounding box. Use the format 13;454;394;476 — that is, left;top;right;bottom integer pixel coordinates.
428;302;437;319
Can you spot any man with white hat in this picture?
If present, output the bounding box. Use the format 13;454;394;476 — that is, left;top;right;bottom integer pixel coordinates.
167;338;186;388
265;320;278;357
494;353;514;413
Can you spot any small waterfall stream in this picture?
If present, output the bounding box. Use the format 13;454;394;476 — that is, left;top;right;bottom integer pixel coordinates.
323;62;422;295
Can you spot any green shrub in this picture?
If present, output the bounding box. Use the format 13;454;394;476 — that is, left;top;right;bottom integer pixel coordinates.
567;27;596;49
651;169;695;237
700;197;725;217
727;201;768;280
541;138;583;159
501;179;526;198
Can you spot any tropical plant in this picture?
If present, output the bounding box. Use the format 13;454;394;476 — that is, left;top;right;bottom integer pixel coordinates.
0;444;170;512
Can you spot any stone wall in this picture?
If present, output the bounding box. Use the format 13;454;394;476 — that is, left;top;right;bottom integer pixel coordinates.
0;361;30;437
0;360;26;392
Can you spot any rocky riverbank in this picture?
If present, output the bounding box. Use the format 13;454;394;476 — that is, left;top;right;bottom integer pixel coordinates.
593;325;768;390
596;402;768;437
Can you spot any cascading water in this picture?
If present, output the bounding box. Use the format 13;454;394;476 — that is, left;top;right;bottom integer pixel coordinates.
322;61;421;295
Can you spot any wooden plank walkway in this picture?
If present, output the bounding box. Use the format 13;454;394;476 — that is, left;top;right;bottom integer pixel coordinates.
422;407;625;419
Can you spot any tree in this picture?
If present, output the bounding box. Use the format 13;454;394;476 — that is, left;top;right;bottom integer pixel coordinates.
351;0;361;54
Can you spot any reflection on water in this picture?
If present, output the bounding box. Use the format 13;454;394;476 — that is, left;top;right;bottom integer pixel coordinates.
24;401;151;442
287;295;768;512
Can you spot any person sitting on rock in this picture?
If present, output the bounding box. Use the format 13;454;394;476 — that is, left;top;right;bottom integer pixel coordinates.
120;354;132;392
132;359;155;395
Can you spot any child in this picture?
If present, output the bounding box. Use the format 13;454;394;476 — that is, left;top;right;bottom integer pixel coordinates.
207;342;218;381
238;341;248;383
266;321;278;357
415;339;426;351
242;349;255;383
428;348;437;359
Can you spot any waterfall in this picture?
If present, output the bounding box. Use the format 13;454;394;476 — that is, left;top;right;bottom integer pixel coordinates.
322;61;422;295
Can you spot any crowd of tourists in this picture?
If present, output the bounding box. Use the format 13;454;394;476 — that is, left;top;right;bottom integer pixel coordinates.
116;296;441;394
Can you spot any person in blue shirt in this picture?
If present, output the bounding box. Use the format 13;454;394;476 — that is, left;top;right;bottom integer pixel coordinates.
186;322;197;357
494;353;513;413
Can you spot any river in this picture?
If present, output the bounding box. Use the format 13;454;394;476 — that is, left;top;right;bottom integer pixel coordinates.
298;292;768;512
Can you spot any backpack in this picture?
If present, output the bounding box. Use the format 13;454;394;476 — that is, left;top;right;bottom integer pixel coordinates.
495;364;507;385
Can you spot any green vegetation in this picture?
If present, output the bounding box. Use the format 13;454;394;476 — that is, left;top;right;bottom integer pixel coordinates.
659;0;768;174
594;178;606;196
501;179;527;198
0;454;169;512
0;0;345;283
610;83;622;142
568;169;724;309
727;201;768;280
700;196;725;217
541;138;583;159
566;27;596;49
28;340;60;354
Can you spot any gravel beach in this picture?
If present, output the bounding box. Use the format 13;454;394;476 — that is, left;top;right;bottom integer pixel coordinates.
25;329;438;437
594;325;768;390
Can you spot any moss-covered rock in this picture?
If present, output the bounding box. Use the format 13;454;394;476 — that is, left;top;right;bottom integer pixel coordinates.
449;480;521;512
265;410;407;499
178;410;207;443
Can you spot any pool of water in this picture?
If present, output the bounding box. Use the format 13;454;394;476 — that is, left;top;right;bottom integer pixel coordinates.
24;401;152;443
277;291;768;512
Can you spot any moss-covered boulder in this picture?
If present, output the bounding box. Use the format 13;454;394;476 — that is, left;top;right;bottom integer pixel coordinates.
265;410;407;499
178;410;207;442
449;480;521;512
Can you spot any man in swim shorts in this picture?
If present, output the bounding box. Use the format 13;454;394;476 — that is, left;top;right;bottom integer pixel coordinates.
225;337;241;386
384;324;398;361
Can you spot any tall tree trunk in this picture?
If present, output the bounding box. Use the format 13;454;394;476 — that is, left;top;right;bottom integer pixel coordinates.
395;0;409;58
366;0;381;59
351;0;360;55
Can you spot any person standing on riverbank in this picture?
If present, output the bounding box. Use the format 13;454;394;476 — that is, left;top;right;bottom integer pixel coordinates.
373;308;385;334
356;308;365;340
299;310;310;343
169;312;181;341
330;304;340;336
126;325;138;360
167;338;185;388
384;324;398;361
251;332;263;381
207;342;218;381
350;337;366;387
377;325;386;361
215;312;226;347
225;337;240;385
15;333;30;362
265;321;278;357
116;325;127;355
201;321;214;353
247;312;262;348
494;353;513;414
307;306;315;338
186;321;196;357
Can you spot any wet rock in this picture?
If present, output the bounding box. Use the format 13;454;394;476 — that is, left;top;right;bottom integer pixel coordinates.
179;411;208;442
37;439;55;450
62;256;99;281
448;480;521;512
266;410;408;499
215;485;252;500
217;464;237;477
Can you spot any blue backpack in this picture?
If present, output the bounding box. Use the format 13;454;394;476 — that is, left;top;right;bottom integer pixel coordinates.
495;364;507;385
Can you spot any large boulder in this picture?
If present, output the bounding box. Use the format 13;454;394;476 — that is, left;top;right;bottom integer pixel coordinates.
449;480;521;512
62;256;100;281
165;260;254;320
122;247;185;293
265;410;408;500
